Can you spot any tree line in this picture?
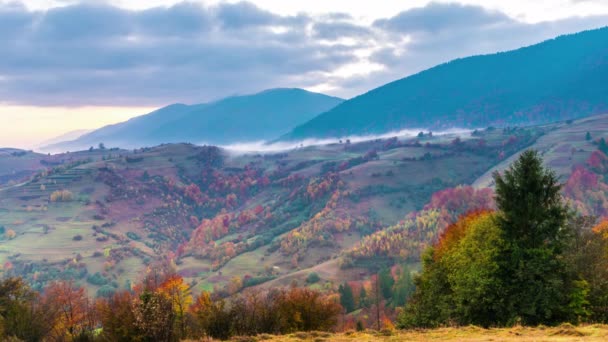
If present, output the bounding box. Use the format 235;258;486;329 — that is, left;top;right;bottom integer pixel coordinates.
0;272;341;341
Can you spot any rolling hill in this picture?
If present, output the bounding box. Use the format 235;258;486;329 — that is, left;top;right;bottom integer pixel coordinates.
0;119;548;296
46;88;343;152
282;27;608;140
3;113;608;298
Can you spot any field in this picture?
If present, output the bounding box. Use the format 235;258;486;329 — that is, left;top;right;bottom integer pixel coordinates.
208;325;608;341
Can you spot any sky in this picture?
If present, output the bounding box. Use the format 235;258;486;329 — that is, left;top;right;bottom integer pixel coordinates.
1;0;608;148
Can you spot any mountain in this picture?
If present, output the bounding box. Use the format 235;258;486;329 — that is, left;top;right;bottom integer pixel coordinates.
38;129;92;148
282;27;608;140
47;88;343;152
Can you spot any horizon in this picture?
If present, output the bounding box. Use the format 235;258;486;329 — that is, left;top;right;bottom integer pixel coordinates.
1;0;608;148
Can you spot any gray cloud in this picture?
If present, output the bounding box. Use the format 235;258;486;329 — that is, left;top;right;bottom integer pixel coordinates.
313;21;373;40
0;1;365;106
0;1;606;107
373;2;511;33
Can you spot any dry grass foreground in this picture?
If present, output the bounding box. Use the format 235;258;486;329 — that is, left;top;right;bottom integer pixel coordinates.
187;324;608;341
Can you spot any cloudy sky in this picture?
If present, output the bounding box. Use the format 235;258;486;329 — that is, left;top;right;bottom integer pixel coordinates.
1;0;608;148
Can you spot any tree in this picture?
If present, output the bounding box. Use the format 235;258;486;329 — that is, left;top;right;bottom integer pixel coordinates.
43;281;96;340
393;265;415;307
306;272;320;284
98;291;140;341
586;132;592;141
99;142;106;150
0;278;55;341
338;283;355;313
378;268;395;301
600;138;608;155
398;211;502;328
158;275;192;339
133;290;175;341
494;149;571;325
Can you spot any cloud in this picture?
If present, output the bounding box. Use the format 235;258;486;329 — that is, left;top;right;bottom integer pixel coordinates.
0;1;366;106
373;2;511;33
0;1;606;107
313;21;373;40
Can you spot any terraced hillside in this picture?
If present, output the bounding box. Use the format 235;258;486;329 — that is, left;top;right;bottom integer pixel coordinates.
0;123;558;297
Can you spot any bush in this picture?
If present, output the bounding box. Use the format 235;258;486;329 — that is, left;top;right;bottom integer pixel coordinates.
87;272;109;286
96;285;116;298
306;272;321;284
50;190;74;202
126;232;141;240
72;235;83;241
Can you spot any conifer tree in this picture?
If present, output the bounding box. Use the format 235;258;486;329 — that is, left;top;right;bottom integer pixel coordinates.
494;149;571;325
338;283;355;313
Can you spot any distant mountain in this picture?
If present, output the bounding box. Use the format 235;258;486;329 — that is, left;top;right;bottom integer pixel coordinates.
282;27;608;140
47;88;343;151
38;129;92;149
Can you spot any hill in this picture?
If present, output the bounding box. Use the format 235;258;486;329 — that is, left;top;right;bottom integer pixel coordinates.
474;114;608;188
46;88;343;152
0;120;545;296
3;114;608;299
282;27;608;140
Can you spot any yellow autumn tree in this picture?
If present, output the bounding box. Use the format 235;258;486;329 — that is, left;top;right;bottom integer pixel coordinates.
158;275;192;337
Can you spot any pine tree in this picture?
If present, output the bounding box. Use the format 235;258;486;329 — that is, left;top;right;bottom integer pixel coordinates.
378;268;395;301
586;132;592;141
359;287;368;308
599;138;608;155
393;265;415;307
338;283;355;313
493;149;571;325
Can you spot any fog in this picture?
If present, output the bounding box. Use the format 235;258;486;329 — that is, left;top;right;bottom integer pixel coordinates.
218;128;473;154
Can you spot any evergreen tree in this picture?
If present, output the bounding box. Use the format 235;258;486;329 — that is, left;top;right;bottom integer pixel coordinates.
359;287;368;308
494;149;571;325
338;283;355;313
378;268;395;301
393;265;415;307
599;138;608;155
586;132;592;141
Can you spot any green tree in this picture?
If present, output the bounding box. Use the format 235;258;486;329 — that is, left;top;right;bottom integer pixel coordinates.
442;212;506;326
0;278;53;341
359;287;368;308
397;247;452;328
494;149;571;325
393;265;415;307
600;138;608;155
586;132;592;141
378;268;395;301
338;283;355;313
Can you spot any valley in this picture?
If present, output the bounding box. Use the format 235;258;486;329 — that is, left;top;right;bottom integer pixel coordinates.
0;115;577;297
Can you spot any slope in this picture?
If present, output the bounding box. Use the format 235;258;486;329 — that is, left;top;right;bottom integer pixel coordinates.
0;123;542;296
283;27;608;140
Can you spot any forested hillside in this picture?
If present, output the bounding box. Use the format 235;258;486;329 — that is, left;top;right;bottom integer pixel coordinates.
283;27;608;140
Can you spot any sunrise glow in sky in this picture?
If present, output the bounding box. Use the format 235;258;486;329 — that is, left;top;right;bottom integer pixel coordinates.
1;0;608;148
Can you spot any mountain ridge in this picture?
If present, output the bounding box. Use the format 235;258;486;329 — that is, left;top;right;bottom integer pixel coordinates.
45;88;343;152
281;26;608;140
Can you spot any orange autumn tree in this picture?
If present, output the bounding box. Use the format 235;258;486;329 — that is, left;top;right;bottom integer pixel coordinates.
158;274;193;337
43;281;96;340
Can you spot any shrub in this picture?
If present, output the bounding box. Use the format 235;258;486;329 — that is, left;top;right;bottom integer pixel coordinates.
87;272;109;286
126;232;141;240
50;190;74;202
306;272;321;284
